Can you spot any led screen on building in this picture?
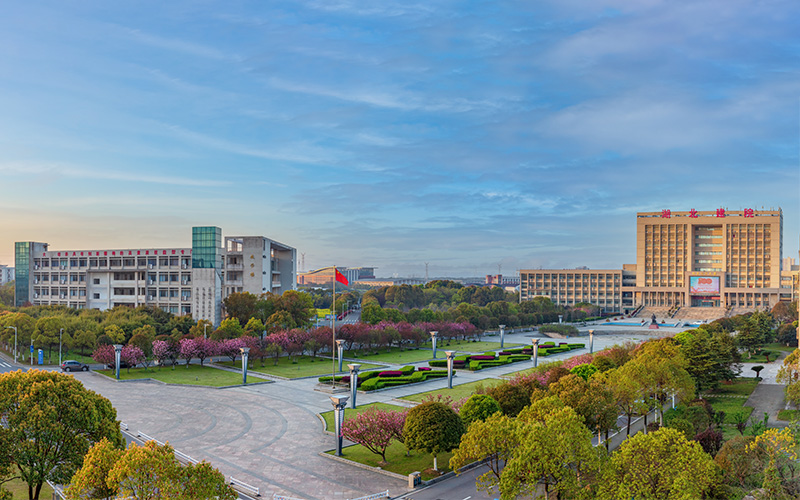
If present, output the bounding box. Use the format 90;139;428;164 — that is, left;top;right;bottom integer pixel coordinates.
689;276;720;294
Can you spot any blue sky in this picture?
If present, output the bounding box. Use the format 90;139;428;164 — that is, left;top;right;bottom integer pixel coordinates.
1;0;798;278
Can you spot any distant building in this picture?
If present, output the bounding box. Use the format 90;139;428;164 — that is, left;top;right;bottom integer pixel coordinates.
485;274;520;287
354;277;427;287
298;266;375;286
0;265;14;285
521;208;785;314
14;226;296;326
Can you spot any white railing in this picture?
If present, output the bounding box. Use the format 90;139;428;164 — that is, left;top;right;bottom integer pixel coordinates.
136;432;164;446
120;421;128;431
273;494;304;500
348;491;389;500
174;449;199;465
230;477;260;497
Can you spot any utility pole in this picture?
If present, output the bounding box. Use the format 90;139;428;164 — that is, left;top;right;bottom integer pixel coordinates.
425;262;429;281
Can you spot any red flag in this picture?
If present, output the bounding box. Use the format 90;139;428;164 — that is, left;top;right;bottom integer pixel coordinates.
335;268;349;286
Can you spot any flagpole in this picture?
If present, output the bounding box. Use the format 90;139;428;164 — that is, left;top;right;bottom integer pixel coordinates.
331;265;336;389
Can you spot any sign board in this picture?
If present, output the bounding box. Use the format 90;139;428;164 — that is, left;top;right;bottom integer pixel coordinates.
38;349;44;365
689;276;720;294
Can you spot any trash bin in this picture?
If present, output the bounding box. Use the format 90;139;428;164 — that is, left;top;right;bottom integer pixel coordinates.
408;471;421;488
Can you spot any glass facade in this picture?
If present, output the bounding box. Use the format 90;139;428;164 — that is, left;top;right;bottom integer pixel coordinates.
192;227;222;269
14;242;30;306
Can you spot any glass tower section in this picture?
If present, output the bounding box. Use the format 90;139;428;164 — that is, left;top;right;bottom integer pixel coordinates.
192;227;222;269
14;242;30;307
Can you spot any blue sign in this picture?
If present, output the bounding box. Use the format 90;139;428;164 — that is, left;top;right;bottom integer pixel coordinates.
30;345;34;354
38;349;44;365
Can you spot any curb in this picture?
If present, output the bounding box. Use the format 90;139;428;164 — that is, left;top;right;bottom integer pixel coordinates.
318;451;409;482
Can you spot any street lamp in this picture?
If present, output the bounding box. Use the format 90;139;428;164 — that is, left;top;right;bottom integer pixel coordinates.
336;339;345;372
203;323;209;339
59;328;64;366
499;324;506;349
445;351;455;389
240;347;250;385
589;329;595;354
430;331;439;359
4;326;17;363
113;344;123;380
330;396;349;456
531;338;540;368
348;364;361;409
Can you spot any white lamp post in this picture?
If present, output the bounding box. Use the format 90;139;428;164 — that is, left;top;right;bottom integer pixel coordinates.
532;339;540;367
348;364;361;408
113;344;123;380
445;351;455;389
589;329;595;354
240;347;250;384
430;331;438;359
499;324;506;349
4;326;17;363
203;323;209;339
330;396;349;456
59;328;63;366
336;339;345;372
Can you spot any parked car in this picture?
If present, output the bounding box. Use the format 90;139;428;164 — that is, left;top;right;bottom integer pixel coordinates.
61;360;89;372
106;361;130;369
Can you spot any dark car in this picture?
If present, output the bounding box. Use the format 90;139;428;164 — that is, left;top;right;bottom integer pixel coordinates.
61;360;89;372
106;361;130;369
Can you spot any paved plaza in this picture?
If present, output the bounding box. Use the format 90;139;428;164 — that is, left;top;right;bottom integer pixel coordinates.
61;325;683;499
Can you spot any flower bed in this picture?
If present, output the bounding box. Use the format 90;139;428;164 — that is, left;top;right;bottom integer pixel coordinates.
319;364;435;390
378;370;404;377
428;353;531;371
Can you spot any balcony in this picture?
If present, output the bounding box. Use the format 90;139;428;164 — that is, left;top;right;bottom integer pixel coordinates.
227;263;244;271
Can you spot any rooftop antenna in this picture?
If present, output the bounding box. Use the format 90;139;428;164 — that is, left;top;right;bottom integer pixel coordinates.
301;253;305;272
498;263;502;275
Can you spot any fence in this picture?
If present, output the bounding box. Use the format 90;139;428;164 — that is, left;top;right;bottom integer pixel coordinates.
230;476;260;497
348;491;389;500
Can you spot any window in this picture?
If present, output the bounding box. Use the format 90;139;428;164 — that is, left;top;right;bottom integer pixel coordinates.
93;278;100;285
93;293;100;299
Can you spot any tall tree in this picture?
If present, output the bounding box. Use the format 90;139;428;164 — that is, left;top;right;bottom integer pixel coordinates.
449;412;519;493
222;292;259;326
597;427;719;500
0;370;123;500
403;401;465;471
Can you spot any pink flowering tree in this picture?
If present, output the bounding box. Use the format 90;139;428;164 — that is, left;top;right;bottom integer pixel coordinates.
341;408;407;464
152;339;179;369
92;344;116;367
219;338;247;364
179;337;200;367
120;345;145;372
194;337;218;366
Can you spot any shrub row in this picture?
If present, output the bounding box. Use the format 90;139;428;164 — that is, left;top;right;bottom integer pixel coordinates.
360;369;448;391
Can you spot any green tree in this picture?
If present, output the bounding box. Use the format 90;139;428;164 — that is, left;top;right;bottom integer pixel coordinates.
403;401;465;471
189;319;213;339
0;369;123;500
212;318;244;340
104;324;126;344
276;290;315;328
222;292;259;326
243;317;265;337
449;412;519;493
459;394;502;427
64;438;123;500
33;316;65;362
598;427;720;500
500;397;603;500
486;383;529;417
676;327;741;392
266;310;295;333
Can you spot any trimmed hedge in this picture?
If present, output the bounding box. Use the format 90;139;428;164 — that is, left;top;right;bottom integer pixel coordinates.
360;369;448;391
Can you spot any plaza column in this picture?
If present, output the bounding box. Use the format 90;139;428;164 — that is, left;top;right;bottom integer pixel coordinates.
531;339;539;368
336;339;345;372
430;331;438;359
558;314;563;324
330;396;349;456
499;324;506;349
445;351;455;389
113;344;123;380
348;364;361;409
589;329;595;354
240;347;250;385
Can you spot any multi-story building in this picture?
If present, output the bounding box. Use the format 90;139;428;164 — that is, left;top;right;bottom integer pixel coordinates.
520;208;786;314
0;265;14;285
14;226;296;326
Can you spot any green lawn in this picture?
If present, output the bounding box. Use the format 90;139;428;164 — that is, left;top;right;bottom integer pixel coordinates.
96;364;247;387
4;477;54;499
400;378;504;403
764;342;797;353
216;356;385;379
319;402;407;431
329;440;454;481
344;347;434;364
705;396;754;425
778;409;800;421
704;377;760;397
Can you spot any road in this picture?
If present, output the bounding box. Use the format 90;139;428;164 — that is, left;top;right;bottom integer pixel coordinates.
0;359;23;374
400;465;498;500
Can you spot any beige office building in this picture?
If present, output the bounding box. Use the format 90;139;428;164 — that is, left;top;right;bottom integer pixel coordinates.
520;208;787;315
